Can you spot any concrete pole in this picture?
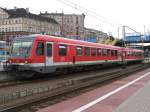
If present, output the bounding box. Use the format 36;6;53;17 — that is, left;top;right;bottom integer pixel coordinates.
122;26;126;47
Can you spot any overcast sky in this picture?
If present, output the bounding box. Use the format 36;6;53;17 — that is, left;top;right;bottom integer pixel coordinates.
1;0;150;37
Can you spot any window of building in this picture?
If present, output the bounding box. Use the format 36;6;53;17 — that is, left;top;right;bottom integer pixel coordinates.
59;44;67;56
76;46;82;56
102;49;106;56
36;42;44;56
85;47;90;56
91;48;96;56
15;20;18;24
97;48;101;56
19;19;22;24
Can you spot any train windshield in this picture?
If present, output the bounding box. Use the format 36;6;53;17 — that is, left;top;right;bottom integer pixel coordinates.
11;41;33;58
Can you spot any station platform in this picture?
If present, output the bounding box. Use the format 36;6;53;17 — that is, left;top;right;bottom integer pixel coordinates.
0;63;5;71
114;81;150;112
37;68;150;112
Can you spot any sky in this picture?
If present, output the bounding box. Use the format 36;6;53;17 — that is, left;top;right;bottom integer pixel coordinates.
1;0;150;38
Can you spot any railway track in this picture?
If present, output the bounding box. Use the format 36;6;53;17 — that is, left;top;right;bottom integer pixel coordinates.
0;63;149;112
0;64;123;88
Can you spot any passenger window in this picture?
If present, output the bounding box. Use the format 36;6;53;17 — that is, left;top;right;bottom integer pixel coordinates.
129;52;131;56
91;48;96;56
47;43;52;57
76;46;82;56
127;52;129;56
115;50;118;56
59;44;67;56
97;48;101;56
102;49;106;56
36;42;44;56
85;47;90;56
107;49;111;56
111;50;115;56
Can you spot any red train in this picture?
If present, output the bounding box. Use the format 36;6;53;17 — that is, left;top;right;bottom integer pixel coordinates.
7;34;144;77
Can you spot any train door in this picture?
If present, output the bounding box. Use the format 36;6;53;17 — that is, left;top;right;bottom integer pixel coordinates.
118;51;122;62
45;42;53;66
69;45;76;64
122;51;126;61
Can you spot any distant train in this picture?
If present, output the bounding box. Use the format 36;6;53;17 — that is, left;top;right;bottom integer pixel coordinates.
6;34;144;77
0;41;9;62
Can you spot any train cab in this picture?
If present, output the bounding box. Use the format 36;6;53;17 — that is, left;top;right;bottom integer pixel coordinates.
8;35;55;74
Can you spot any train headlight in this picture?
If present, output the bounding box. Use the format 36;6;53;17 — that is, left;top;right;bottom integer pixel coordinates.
24;61;28;64
9;60;12;63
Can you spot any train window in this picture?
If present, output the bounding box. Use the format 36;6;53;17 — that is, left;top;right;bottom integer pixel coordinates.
135;52;137;56
36;42;44;56
76;46;82;56
102;49;106;56
133;52;135;56
97;48;101;56
131;52;133;56
136;52;138;56
47;43;52;57
115;50;118;56
91;48;96;56
85;47;90;56
107;49;111;56
129;52;131;56
111;50;114;56
59;44;67;56
131;52;134;56
127;51;130;56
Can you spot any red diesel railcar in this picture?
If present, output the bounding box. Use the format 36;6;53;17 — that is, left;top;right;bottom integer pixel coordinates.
7;34;144;77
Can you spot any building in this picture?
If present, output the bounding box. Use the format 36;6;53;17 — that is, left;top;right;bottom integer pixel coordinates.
0;7;60;42
40;12;85;37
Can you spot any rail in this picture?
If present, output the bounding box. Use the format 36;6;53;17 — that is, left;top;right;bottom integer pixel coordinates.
0;64;149;112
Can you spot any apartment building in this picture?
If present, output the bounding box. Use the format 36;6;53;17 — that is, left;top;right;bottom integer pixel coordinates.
0;7;60;42
40;12;85;37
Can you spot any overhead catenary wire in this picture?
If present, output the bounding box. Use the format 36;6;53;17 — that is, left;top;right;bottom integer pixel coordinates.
56;0;120;28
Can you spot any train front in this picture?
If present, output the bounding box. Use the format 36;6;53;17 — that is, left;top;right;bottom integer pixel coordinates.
6;36;35;76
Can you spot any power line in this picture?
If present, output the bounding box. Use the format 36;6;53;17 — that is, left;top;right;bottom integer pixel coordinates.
56;0;119;27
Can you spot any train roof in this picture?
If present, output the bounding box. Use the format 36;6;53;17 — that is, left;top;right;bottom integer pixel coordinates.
14;34;143;52
37;34;121;50
123;47;144;52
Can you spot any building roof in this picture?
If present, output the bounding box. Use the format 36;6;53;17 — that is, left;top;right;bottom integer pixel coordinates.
1;8;58;24
40;12;85;17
